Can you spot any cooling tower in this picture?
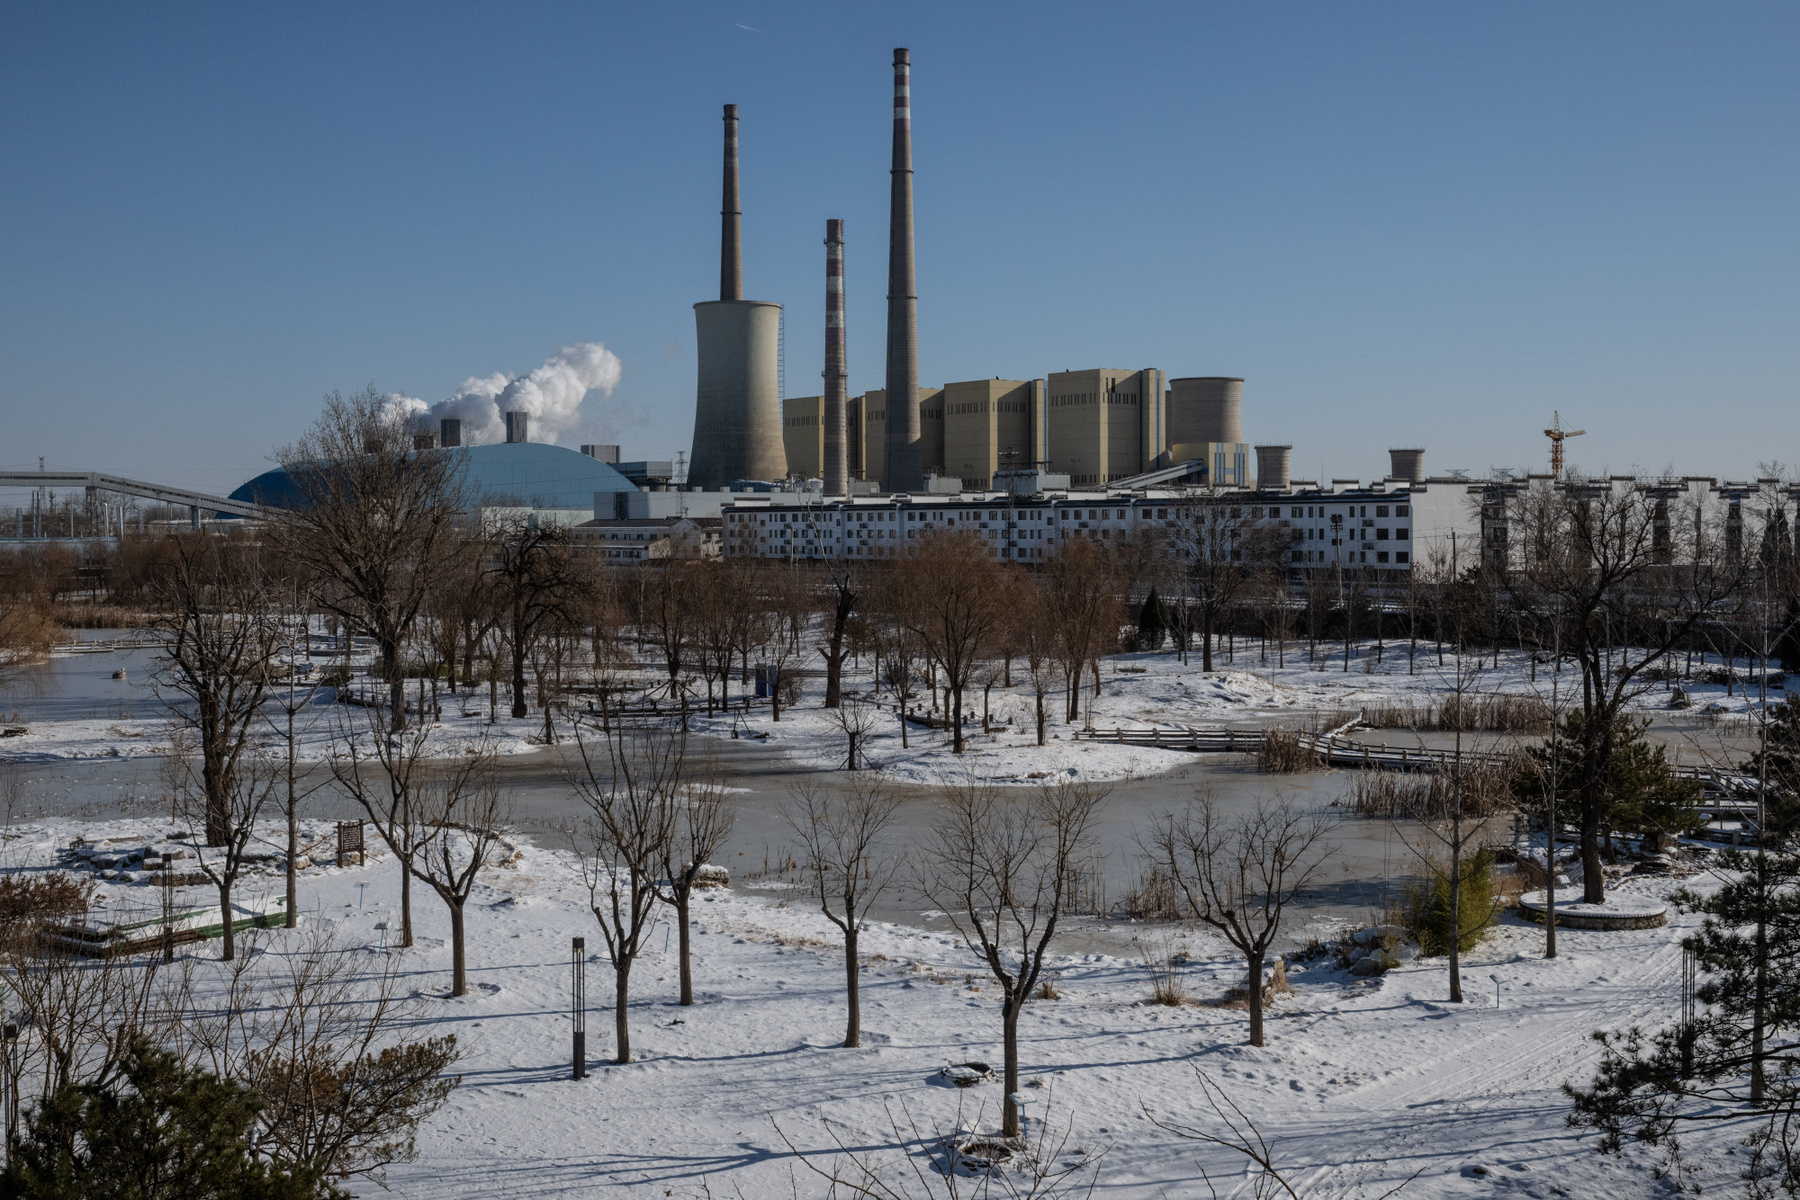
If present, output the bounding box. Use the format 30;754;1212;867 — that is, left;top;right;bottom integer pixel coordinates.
883;49;922;493
1168;377;1244;445
1255;445;1292;491
688;103;788;490
439;418;462;448
823;219;848;496
505;411;529;444
1389;448;1425;483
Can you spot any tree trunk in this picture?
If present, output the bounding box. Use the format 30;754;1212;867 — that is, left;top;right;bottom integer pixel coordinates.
400;860;415;947
450;901;467;997
1246;951;1264;1045
951;683;964;753
510;642;529;719
614;961;633;1063
218;880;235;962
1201;607;1214;672
1035;691;1046;746
1001;999;1022;1136
843;925;861;1048
1580;776;1606;905
384;637;405;733
677;893;694;1006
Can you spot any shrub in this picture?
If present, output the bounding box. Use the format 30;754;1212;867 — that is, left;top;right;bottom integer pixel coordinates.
1404;849;1498;955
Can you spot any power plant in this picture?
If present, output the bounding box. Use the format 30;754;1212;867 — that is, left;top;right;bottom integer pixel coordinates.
687;104;787;491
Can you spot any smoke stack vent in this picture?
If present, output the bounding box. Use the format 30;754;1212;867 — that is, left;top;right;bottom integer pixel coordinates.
721;104;742;302
883;48;922;492
1388;448;1425;483
581;444;620;464
1255;445;1292;491
505;411;529;444
823;219;848;496
439;418;462;447
413;433;436;451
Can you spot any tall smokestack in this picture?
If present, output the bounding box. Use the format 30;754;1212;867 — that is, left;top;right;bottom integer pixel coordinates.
883;48;922;493
721;104;743;302
823;219;848;496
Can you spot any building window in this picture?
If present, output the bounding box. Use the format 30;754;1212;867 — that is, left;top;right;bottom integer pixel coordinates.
1396;551;1409;564
1397;505;1410;517
1396;528;1409;540
1376;506;1389;517
1376;528;1389;540
1376;551;1388;563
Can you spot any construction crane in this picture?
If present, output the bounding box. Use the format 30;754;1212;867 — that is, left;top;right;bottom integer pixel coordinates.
1544;411;1585;481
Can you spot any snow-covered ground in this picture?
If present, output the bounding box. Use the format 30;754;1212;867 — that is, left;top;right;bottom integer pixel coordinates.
0;816;1752;1198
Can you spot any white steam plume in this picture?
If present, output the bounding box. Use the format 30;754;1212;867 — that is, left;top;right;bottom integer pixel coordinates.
384;342;623;445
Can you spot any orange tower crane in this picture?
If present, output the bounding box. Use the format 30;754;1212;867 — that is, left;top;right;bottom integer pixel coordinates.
1545;411;1585;481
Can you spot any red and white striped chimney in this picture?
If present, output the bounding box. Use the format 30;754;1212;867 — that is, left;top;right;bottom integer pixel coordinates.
883;48;921;493
823;219;848;496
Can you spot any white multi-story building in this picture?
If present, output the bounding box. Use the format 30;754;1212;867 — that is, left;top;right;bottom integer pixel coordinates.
720;479;1481;573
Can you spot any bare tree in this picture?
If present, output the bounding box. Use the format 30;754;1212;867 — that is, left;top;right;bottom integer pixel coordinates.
923;778;1107;1137
277;386;465;732
1172;496;1280;671
571;716;681;1062
656;759;736;1007
897;533;1009;752
1506;477;1748;902
483;514;584;722
406;746;509;996
818;562;862;708
150;532;279;845
783;775;903;1047
173;740;278;962
265;581;326;929
329;701;437;947
1149;791;1336;1045
1043;538;1120;723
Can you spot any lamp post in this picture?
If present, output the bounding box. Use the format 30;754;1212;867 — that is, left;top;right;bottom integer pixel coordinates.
572;937;588;1080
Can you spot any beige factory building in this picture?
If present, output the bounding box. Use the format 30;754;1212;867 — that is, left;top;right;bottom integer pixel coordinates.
1045;368;1166;487
943;378;1040;487
782;367;1231;492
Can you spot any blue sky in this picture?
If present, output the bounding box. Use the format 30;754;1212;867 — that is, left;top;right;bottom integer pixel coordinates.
2;1;1796;498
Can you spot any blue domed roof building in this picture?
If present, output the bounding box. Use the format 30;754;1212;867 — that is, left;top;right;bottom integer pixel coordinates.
230;442;636;513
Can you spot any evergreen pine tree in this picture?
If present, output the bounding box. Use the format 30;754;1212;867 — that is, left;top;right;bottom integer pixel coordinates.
2;1037;332;1200
1137;586;1167;652
1569;848;1800;1196
1746;696;1800;841
1518;712;1703;850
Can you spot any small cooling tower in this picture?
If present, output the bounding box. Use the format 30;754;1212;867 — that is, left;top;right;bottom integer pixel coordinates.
1168;377;1244;445
1255;445;1292;491
1389;448;1425;483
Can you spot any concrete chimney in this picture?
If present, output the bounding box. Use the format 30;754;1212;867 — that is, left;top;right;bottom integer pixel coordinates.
1389;448;1425;483
823;219;848;496
1255;445;1291;491
1168;377;1244;445
581;444;620;464
413;433;436;451
439;418;462;448
721;105;742;302
505;411;529;444
883;48;922;492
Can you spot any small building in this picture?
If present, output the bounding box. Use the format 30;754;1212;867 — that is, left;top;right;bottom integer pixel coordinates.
572;516;721;562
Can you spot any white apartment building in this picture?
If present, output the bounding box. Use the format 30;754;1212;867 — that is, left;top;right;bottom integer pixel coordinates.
720;480;1480;573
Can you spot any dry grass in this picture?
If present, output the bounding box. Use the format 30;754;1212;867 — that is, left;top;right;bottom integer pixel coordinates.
1258;727;1320;773
1359;694;1550;734
1219;957;1290;1009
1345;761;1522;820
1118;864;1189;921
1137;935;1190;1007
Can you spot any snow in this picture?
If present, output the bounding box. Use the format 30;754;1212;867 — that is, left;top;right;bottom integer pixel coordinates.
0;814;1758;1198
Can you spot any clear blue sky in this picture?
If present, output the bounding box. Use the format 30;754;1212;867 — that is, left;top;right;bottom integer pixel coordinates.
2;1;1796;499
